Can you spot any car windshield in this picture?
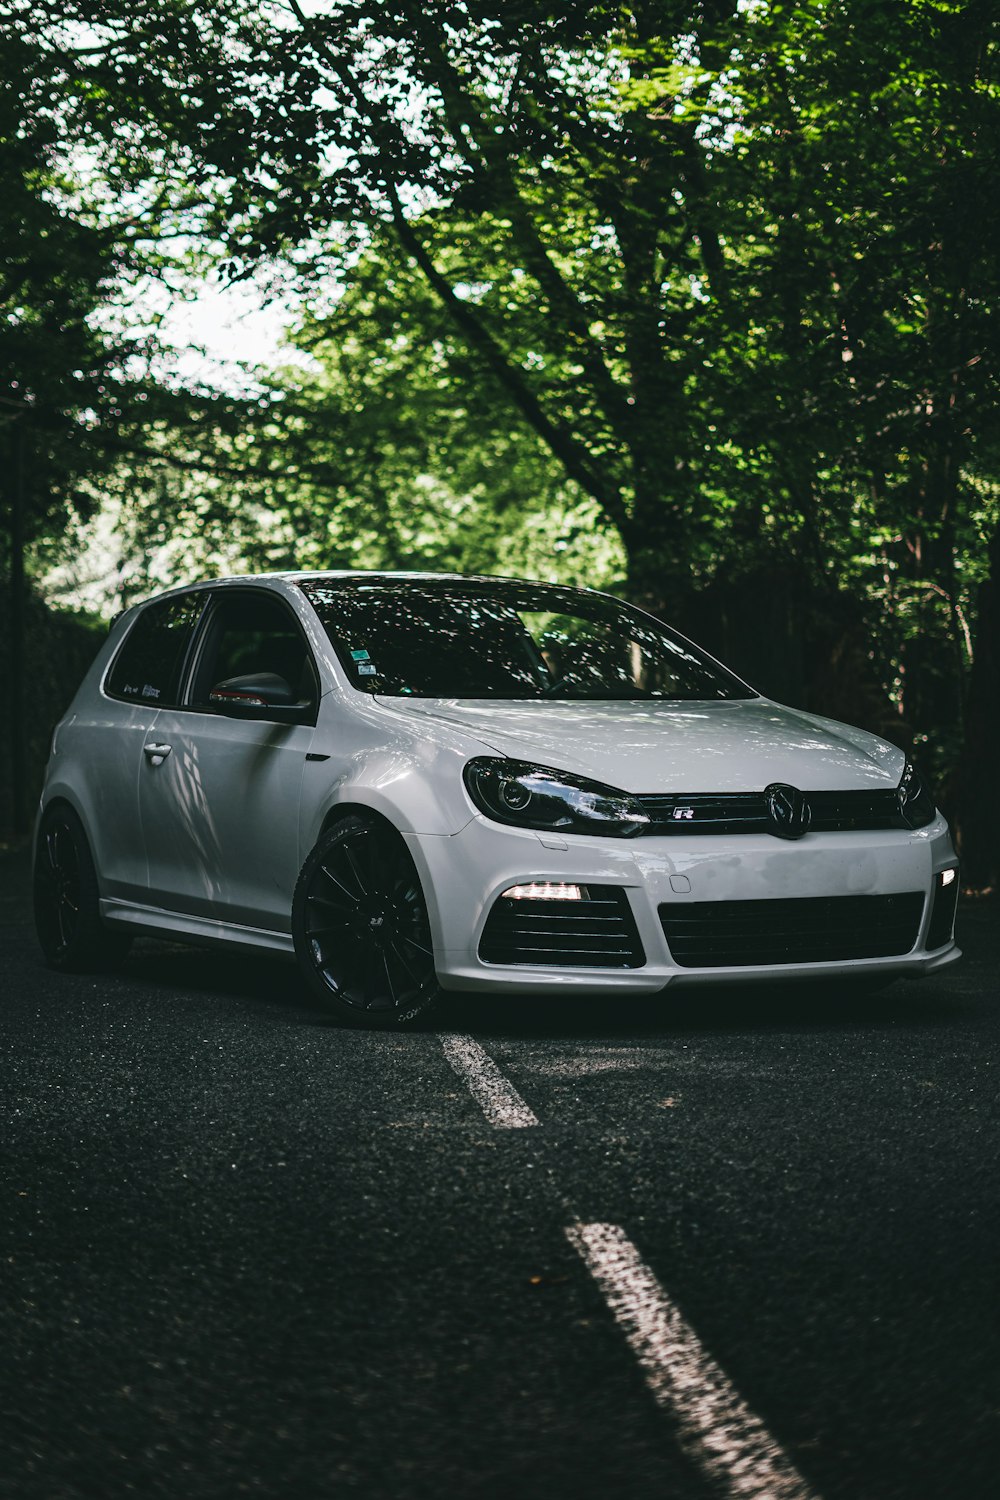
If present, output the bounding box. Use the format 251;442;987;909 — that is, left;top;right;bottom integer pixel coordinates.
297;577;756;702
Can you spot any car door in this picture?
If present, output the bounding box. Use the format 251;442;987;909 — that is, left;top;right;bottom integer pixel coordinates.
90;589;208;901
137;587;318;931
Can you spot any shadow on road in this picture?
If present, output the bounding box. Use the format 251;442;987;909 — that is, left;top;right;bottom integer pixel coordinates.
5;845;994;1043
117;933;975;1045
452;901;996;1040
123;937;335;1025
450;976;971;1042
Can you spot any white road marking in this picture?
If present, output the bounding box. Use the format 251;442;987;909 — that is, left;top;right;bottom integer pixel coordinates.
439;1033;540;1128
565;1222;819;1500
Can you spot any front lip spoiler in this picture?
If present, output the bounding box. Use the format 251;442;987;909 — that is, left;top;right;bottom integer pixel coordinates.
433;942;962;994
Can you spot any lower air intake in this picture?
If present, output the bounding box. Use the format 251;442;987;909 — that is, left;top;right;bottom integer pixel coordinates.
659;891;925;968
479;886;645;968
927;880;959;949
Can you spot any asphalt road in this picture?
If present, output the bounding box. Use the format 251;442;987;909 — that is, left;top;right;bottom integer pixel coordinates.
1;844;998;1500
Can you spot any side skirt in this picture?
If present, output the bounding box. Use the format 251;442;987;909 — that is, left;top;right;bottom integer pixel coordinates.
100;898;296;959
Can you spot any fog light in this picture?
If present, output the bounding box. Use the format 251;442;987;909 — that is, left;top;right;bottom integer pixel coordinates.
502;882;586;901
938;868;957;887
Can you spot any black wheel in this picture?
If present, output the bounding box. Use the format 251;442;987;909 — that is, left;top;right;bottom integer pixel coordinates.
292;814;441;1028
33;804;133;972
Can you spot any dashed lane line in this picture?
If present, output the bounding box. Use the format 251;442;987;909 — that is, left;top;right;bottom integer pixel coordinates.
438;1038;819;1495
438;1033;540;1128
565;1222;820;1500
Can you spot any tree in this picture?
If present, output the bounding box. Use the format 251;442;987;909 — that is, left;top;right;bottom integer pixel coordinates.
0;16;141;830
23;2;998;576
11;1;766;604
7;0;1000;876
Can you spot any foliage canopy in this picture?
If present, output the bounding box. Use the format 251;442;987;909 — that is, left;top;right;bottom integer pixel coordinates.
3;0;1000;876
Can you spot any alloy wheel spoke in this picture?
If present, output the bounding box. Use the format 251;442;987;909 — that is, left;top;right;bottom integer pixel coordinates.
342;842;371;901
55;896;71;949
361;945;385;1008
356;828;390;898
397;931;433;959
379;948;399;1009
307;920;351;941
387;937;422;985
364;830;391;893
56;827;79;886
308;893;355;927
317;862;361;907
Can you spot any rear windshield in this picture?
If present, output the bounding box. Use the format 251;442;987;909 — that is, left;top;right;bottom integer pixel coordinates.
297;578;755;702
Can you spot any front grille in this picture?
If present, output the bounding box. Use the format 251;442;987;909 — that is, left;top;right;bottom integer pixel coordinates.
479;886;645;968
659;891;925;968
635;788;903;836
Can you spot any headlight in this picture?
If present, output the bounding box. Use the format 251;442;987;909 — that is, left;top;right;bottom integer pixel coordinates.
464;758;650;837
897;760;936;829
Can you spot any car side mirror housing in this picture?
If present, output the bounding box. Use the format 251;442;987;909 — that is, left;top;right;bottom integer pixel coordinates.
208;672;311;722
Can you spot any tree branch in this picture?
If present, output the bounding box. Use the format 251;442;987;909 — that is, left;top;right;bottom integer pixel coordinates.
284;0;631;535
94;434;344;488
386;184;630;532
402;7;633;438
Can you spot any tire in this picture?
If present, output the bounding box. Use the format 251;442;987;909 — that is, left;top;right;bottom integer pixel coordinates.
292;814;441;1028
33;804;133;972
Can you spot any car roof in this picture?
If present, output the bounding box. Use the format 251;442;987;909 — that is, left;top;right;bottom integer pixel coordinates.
210;569;570;587
140;569;606;600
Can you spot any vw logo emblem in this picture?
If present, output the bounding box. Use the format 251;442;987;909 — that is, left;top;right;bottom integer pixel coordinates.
764;782;812;840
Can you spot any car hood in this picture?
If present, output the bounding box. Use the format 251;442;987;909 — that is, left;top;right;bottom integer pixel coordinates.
374;696;905;793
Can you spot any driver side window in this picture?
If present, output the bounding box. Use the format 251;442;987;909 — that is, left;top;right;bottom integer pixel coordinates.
190;592;318;714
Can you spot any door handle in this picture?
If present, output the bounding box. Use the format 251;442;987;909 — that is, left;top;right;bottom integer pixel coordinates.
143;743;172;764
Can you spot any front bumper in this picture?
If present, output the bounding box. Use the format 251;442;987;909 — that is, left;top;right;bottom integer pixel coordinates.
406;813;961;995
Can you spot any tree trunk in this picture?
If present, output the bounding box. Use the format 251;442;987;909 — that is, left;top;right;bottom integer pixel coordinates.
10;424;27;836
896;413;968;761
619;478;694;621
2;421;28;839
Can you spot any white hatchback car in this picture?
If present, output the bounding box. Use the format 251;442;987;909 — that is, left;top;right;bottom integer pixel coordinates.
34;571;960;1025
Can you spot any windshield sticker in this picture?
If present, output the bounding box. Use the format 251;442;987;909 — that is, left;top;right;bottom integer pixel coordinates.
142;684;161;699
350;648;370;661
357;662;377;676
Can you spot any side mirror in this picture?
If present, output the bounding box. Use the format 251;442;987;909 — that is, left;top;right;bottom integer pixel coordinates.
208;672;310;722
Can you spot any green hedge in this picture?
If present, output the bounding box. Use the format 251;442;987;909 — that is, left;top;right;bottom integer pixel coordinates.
0;588;105;838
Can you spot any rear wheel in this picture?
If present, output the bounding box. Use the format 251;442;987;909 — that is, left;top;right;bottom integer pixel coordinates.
292;815;441;1028
33;805;133;972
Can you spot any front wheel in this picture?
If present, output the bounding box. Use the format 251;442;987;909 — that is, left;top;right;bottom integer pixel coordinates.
33;804;133;972
292;815;441;1028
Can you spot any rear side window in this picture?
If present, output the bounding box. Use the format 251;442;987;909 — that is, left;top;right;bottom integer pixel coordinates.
105;593;205;706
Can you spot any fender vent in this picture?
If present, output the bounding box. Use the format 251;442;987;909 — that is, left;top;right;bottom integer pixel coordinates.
927;880;959;950
479;887;645;968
